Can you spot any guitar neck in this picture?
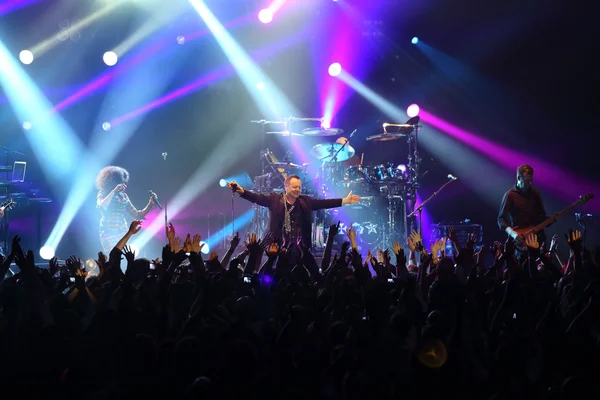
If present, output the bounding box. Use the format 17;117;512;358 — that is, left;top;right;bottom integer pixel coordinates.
528;201;582;235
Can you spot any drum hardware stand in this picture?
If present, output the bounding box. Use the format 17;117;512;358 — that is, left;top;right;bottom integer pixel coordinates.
575;212;598;250
405;118;422;241
407;175;457;238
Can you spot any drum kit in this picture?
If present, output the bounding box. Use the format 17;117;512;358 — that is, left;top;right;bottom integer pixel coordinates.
247;115;423;251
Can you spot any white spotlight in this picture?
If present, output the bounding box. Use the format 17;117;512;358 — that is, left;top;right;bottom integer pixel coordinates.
102;122;112;131
39;246;55;260
103;51;118;66
19;50;34;65
328;62;342;77
199;241;209;255
219;179;227;187
406;103;420;118
22;121;32;130
258;8;273;24
256;81;265;90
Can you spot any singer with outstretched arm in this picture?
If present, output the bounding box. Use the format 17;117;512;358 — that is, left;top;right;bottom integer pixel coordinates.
95;166;156;254
227;174;360;247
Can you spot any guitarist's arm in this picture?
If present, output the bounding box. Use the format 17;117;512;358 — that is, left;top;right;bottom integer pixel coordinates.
498;193;518;239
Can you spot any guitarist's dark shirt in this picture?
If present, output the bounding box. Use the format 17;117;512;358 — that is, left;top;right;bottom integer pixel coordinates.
498;185;548;234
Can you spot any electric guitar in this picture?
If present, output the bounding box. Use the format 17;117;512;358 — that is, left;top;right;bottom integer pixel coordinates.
0;199;16;215
512;193;594;249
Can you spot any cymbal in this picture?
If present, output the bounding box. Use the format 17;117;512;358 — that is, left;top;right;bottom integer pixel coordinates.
366;133;405;141
310;142;355;162
266;131;303;137
270;162;304;169
302;127;344;136
405;116;420;125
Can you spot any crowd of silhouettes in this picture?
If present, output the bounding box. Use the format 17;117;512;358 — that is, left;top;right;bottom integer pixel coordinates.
0;219;598;399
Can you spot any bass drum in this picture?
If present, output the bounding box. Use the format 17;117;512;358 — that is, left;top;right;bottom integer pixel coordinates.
321;206;384;251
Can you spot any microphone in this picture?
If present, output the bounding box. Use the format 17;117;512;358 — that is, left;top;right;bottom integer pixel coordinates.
349;129;357;138
447;174;457;180
230;183;239;193
148;190;163;210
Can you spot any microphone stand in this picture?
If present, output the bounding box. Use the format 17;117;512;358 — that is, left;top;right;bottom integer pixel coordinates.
407;177;457;238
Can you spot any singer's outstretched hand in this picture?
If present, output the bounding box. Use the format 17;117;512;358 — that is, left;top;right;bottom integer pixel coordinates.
342;191;360;205
226;181;244;194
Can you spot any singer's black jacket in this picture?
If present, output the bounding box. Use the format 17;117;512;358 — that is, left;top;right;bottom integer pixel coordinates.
240;190;342;245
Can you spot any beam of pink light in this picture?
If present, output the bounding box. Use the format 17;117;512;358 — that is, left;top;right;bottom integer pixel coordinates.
51;40;168;114
420;109;600;211
267;0;287;13
0;0;41;16
109;67;230;126
109;32;304;127
51;17;250;114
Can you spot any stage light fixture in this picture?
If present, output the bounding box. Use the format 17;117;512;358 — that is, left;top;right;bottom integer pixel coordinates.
39;245;55;260
328;62;341;77
19;50;34;64
22;121;32;130
103;51;118;66
176;36;185;44
406;103;420;117
258;8;273;24
411;36;419;44
102;122;112;131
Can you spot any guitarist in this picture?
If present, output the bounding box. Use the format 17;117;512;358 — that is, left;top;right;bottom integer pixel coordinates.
498;164;550;244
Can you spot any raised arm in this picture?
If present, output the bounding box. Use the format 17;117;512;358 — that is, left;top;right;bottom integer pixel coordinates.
228;180;273;207
309;191;360;210
124;193;155;219
97;183;126;210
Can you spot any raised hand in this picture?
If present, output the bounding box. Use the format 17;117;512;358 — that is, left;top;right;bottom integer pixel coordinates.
128;220;142;235
549;234;559;253
466;233;476;251
65;255;82;276
329;221;341;238
45;256;58;277
114;183;127;193
245;233;258;248
171;236;183;253
183;234;193;253
167;222;175;244
492;241;504;260
346;226;357;249
191;234;204;254
230;231;241;249
525;233;539;250
565;229;582;253
226;181;244;193
407;236;415;252
446;226;458;244
267;242;280;257
122;245;136;264
382;249;391;265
